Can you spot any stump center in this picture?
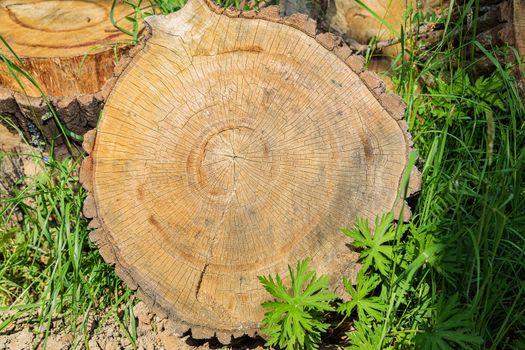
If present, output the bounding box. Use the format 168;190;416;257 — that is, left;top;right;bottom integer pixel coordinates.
196;125;273;200
204;126;254;160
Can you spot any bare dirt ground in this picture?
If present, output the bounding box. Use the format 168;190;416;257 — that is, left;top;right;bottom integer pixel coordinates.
1;301;345;350
0;124;40;190
0;302;268;350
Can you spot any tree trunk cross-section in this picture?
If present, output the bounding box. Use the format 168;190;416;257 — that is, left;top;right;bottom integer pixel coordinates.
81;0;420;341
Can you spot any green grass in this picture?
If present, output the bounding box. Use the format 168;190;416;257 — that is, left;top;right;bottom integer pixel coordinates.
350;0;524;347
260;0;525;349
357;0;524;347
0;150;136;347
393;2;525;347
408;67;524;348
1;0;524;349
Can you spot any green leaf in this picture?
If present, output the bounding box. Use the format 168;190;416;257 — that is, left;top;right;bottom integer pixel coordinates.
337;271;387;322
342;212;397;276
258;258;337;350
415;295;483;350
346;321;391;350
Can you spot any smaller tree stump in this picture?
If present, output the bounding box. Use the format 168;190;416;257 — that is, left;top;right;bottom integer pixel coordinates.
0;0;148;149
327;0;414;46
325;0;524;77
514;0;525;56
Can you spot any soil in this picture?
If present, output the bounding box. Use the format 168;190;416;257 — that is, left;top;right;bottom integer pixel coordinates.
0;302;263;350
0;124;42;232
0;301;345;349
0;124;40;182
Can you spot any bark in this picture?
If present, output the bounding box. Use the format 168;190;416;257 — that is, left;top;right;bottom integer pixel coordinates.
280;0;310;16
513;0;525;63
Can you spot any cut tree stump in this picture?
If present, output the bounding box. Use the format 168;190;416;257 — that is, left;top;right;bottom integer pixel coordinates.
514;0;525;57
327;0;416;46
0;0;148;150
325;0;524;76
81;0;420;341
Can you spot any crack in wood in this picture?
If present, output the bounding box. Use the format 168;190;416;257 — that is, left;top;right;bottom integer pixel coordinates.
195;160;238;299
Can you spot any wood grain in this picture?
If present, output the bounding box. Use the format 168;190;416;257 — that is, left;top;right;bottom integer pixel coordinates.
514;0;525;56
0;0;142;97
0;0;152;153
84;0;419;340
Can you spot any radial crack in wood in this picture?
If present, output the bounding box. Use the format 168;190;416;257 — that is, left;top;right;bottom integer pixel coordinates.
86;0;419;340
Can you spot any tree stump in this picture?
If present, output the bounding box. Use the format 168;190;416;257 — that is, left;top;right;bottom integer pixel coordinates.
81;0;420;341
327;0;414;45
514;0;525;56
325;0;524;76
0;0;147;149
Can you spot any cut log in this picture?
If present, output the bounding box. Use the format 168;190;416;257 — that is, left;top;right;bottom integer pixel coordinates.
82;0;420;340
0;0;134;97
327;0;416;45
0;0;148;150
514;0;525;56
326;1;522;75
